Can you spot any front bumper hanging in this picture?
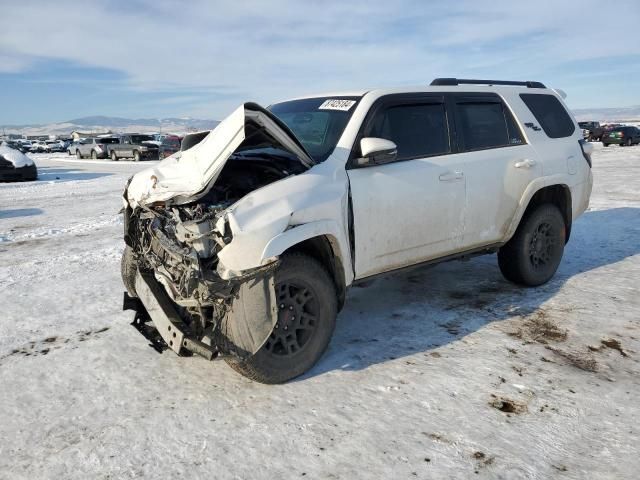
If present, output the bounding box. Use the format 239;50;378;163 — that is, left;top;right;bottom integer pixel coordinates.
124;271;218;361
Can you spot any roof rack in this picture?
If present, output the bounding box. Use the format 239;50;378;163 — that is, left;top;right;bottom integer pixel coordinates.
430;78;546;89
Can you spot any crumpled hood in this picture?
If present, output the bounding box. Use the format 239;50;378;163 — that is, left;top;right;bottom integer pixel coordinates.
126;102;314;208
0;144;34;167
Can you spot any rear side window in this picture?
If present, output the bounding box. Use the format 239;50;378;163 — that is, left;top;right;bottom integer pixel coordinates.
367;103;450;159
520;93;575;138
455;100;524;151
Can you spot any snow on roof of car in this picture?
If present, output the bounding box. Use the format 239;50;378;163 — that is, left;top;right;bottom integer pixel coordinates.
0;143;34;168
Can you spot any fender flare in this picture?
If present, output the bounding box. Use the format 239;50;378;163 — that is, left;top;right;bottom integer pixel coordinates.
261;220;354;286
504;176;573;241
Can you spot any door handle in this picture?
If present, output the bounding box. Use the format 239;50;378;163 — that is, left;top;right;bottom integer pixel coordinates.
439;171;464;182
514;159;536;169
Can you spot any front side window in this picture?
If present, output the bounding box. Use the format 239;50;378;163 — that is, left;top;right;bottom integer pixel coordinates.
520;93;575;139
455;101;524;151
367;103;450;160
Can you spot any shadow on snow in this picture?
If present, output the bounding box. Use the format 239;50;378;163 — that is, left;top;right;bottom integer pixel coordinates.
35;166;113;183
299;207;640;380
0;208;44;220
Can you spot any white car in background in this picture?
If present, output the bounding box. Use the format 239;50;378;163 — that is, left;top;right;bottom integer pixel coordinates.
29;141;49;153
121;78;593;383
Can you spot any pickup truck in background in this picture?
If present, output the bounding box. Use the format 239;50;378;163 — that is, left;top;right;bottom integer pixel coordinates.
108;134;160;161
578;121;604;141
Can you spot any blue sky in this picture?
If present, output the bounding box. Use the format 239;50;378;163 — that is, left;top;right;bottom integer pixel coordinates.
1;0;639;125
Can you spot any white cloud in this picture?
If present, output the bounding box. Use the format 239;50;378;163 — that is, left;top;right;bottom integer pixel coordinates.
2;0;639;116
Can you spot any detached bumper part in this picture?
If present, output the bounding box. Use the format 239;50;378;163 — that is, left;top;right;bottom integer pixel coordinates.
132;271;217;360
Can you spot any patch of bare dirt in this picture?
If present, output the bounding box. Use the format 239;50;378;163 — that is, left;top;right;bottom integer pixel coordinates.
601;338;628;357
0;327;110;363
489;395;528;414
472;451;495;472
510;310;568;344
545;346;599;372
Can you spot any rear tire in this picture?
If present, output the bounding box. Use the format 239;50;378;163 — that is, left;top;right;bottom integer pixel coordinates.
603;143;610;147
76;150;82;159
225;253;338;384
91;150;98;159
625;138;632;147
498;204;566;287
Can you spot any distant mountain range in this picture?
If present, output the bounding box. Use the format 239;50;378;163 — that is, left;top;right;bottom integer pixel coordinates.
2;105;639;138
1;116;220;137
572;106;640;122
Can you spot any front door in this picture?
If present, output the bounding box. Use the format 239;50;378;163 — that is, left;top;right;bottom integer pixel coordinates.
346;95;466;279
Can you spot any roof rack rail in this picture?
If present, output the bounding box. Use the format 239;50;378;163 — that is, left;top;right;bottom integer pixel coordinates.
430;78;546;89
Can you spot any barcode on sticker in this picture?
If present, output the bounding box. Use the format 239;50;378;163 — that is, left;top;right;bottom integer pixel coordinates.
319;99;356;111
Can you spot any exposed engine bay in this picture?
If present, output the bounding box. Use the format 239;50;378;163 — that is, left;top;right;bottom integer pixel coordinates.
124;149;307;358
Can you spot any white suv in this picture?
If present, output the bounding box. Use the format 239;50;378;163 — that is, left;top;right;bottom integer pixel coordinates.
121;78;593;383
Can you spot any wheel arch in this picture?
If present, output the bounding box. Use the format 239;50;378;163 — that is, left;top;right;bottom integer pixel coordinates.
261;223;351;311
282;235;347;311
513;183;573;243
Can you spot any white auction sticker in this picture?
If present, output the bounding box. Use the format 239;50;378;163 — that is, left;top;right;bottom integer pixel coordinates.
319;99;356;111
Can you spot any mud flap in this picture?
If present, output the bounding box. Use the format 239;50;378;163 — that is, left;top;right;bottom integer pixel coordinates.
220;273;278;357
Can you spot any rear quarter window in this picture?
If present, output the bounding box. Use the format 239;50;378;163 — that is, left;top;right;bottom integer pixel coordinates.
520;93;575;139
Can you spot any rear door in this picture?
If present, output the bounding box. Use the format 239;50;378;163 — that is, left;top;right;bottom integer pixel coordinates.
346;94;466;279
452;93;541;248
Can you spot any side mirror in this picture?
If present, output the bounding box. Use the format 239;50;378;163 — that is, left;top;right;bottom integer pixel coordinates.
356;137;397;167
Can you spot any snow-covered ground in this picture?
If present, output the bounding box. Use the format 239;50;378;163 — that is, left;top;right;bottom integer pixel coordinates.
1;146;639;479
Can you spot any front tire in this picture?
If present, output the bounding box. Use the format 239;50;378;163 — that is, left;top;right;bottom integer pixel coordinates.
111;151;118;161
133;150;141;162
225;253;338;384
498;204;566;287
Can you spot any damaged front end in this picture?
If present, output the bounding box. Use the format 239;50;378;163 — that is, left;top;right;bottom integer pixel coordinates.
122;103;314;360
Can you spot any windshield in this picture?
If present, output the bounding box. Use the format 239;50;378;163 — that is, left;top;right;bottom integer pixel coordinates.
269;96;360;163
131;135;154;143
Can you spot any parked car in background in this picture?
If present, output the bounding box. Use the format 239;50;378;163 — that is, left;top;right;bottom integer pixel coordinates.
46;140;66;152
578;121;604;141
29;141;49;153
108;134;159;161
158;135;181;158
15;140;31;153
0;143;37;181
602;126;640;147
4;140;23;151
72;136;121;159
67;140;81;155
